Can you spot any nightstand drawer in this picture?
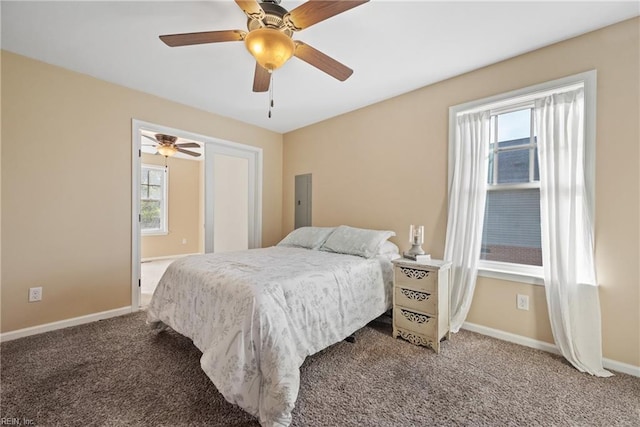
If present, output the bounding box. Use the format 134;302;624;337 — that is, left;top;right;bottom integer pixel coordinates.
395;287;437;314
394;307;436;337
394;265;437;293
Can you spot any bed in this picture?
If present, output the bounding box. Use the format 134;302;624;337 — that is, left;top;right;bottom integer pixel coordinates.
146;225;398;427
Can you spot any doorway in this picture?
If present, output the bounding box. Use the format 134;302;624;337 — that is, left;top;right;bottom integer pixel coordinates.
131;120;263;309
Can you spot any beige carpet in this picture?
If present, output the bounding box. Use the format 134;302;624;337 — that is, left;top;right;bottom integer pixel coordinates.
1;311;638;426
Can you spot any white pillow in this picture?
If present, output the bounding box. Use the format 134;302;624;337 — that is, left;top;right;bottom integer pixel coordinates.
377;240;401;260
320;225;396;259
277;226;335;250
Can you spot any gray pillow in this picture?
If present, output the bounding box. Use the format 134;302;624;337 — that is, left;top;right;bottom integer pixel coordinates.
276;226;336;250
320;225;396;258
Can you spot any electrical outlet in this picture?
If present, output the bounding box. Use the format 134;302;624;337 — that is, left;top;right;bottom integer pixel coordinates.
516;294;529;311
29;287;43;302
182;238;187;245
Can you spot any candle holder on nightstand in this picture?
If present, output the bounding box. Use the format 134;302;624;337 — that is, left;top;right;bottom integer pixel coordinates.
403;225;425;260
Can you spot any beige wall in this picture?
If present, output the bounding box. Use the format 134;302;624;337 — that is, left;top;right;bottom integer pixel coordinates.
283;18;639;366
1;50;283;332
140;153;201;259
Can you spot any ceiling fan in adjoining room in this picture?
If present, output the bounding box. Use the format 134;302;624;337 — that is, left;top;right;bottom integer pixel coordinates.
159;0;369;116
142;133;201;159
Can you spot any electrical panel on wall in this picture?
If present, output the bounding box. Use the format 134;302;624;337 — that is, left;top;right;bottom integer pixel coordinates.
294;174;312;229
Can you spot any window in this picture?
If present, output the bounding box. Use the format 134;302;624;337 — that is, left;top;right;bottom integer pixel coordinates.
481;107;542;267
448;70;596;284
141;165;167;235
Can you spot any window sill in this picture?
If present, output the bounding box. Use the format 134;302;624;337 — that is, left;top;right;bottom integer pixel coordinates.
141;231;168;237
478;261;544;286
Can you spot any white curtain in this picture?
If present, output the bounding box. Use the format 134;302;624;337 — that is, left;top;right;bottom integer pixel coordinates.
535;88;611;377
444;111;490;332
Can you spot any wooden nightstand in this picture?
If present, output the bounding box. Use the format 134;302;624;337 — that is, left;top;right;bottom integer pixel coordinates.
392;258;451;353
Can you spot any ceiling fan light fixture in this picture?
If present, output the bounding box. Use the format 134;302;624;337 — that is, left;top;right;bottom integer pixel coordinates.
157;145;178;157
244;27;295;71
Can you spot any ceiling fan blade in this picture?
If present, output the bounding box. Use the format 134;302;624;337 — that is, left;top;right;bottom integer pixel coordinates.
253;62;271;92
294;41;353;81
175;142;200;148
142;134;158;143
235;0;265;19
176;148;201;157
160;30;246;47
287;0;369;30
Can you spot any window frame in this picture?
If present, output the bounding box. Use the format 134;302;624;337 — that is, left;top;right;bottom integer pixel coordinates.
482;105;543;271
447;70;596;285
140;164;168;236
488;104;537;186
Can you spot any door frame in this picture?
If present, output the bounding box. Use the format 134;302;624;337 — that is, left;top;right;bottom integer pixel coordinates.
131;119;263;310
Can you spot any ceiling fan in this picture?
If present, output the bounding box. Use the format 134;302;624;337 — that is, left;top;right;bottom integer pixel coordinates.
159;0;369;93
142;134;201;158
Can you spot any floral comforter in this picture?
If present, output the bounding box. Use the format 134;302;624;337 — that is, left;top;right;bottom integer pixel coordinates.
146;246;393;426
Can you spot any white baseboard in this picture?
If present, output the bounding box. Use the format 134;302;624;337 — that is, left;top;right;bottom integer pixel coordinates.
141;253;199;262
462;322;640;378
0;306;134;342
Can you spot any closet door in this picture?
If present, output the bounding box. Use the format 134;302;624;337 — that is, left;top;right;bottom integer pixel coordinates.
204;143;261;253
213;153;249;252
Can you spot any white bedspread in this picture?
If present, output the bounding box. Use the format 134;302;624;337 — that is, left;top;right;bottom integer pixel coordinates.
146;246;393;426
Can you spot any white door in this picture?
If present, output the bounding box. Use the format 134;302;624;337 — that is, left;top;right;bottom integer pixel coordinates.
213;154;249;252
204;143;261;253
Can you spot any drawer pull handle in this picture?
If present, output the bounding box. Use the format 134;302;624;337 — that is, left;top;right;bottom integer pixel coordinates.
400;288;430;302
399;267;430;280
400;309;431;324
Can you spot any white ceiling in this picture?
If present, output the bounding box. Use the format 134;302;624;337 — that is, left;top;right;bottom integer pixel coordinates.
2;1;638;133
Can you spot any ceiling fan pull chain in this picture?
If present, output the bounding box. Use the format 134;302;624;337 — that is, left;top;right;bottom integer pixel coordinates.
268;72;274;118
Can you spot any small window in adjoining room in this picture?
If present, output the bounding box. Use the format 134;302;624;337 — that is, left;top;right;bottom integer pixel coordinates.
481;107;542;267
141;165;168;235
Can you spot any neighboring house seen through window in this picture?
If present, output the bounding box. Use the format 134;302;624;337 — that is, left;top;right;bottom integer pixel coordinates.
141;165;167;235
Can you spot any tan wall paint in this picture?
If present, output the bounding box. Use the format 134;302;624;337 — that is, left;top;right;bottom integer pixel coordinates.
283;18;640;366
1;51;283;332
140;153;201;259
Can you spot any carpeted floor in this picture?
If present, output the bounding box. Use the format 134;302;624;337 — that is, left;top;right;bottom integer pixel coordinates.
1;311;638;426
